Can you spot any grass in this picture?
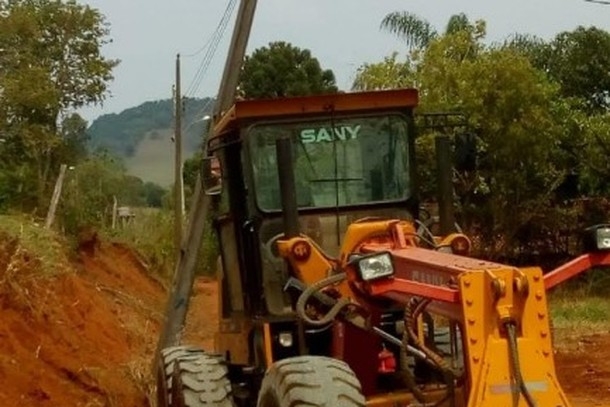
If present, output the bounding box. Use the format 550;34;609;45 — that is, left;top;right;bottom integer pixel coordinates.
124;356;156;407
0;213;72;278
106;207;218;283
550;296;610;326
115;301;160;407
104;208;176;282
0;213;73;315
548;289;610;348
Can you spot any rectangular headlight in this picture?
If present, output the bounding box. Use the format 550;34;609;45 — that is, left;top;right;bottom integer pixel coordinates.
357;252;394;281
583;224;610;252
597;229;610;250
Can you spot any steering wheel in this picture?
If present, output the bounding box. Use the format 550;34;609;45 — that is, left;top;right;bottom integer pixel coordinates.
415;217;439;248
262;232;287;265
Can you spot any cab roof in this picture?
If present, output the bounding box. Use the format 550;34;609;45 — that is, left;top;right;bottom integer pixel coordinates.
210;88;419;142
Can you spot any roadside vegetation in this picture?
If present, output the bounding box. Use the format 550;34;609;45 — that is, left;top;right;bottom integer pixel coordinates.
548;269;610;345
0;213;72;277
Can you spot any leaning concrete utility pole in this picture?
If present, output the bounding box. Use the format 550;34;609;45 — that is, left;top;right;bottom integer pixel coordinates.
155;0;259;360
214;0;258;116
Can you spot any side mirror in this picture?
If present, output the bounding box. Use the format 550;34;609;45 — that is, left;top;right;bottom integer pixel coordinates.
454;132;477;172
583;224;610;252
201;156;222;196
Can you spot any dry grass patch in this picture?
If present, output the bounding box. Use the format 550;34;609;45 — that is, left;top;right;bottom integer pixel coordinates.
0;214;72;277
549;291;610;349
0;214;74;313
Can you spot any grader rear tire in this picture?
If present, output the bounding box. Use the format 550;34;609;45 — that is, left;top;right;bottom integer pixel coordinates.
256;356;366;407
157;345;235;407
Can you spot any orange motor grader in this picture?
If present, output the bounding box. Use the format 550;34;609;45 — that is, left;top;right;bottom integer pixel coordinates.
157;87;610;407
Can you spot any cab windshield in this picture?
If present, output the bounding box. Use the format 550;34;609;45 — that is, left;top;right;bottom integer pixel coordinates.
247;114;411;212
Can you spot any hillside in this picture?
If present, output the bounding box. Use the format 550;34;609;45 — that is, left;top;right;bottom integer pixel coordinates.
87;97;214;186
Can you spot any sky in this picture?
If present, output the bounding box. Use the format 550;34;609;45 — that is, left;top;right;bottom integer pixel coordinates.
77;0;610;123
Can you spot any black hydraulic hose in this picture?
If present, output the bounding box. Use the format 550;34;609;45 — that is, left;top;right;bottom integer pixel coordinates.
505;321;537;407
404;298;456;407
405;299;447;369
398;335;427;403
295;272;350;327
399;334;454;407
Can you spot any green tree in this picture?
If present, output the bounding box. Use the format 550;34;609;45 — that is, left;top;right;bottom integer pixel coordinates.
58;153;126;233
355;12;485;91
539;27;610;112
142;182;167;208
53;113;90;166
351;52;413;91
183;151;203;192
238;41;337;99
0;0;118;208
502;27;610;112
501;28;610;197
500;33;548;65
0;0;118;117
571;111;610;195
354;12;610;264
426;33;570;258
356;19;571;260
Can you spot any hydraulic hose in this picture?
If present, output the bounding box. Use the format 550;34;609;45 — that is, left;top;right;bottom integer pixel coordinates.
399;335;454;407
295;272;350;327
405;299;448;370
398;336;427;403
404;298;456;407
504;321;537;407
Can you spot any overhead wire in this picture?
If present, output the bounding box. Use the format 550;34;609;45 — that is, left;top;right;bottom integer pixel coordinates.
179;0;237;141
183;0;237;98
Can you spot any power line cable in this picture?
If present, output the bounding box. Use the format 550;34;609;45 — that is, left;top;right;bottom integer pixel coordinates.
183;0;237;97
178;0;237;146
187;8;234;96
182;0;236;59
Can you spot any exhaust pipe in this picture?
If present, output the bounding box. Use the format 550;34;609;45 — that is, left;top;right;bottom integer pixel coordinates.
275;136;300;238
435;135;456;236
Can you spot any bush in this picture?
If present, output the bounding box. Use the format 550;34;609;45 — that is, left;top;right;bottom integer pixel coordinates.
107;208;218;282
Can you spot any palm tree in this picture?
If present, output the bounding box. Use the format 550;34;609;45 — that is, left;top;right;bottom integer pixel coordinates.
380;12;472;49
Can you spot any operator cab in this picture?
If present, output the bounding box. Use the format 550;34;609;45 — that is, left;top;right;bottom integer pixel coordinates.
206;89;419;335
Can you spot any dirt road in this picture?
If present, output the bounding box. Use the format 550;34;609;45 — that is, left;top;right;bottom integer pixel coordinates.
0;238;609;406
556;334;610;406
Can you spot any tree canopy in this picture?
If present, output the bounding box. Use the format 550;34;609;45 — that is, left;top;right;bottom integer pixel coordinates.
539;27;610;112
355;12;610;264
238;41;337;99
0;0;118;209
0;0;118;126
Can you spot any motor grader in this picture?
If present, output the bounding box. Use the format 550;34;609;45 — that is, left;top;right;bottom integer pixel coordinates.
156;87;610;407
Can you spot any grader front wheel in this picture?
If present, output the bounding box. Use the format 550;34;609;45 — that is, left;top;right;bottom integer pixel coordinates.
157;346;235;407
256;356;366;407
